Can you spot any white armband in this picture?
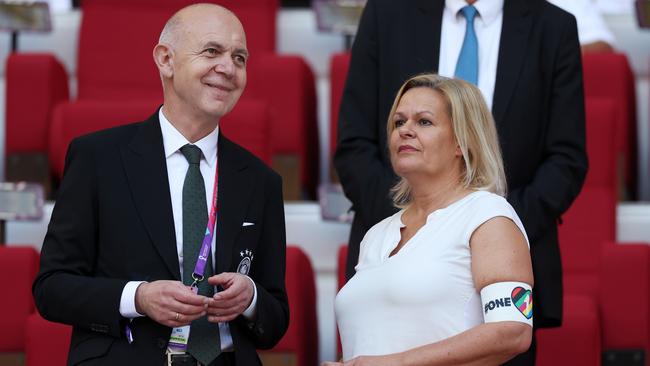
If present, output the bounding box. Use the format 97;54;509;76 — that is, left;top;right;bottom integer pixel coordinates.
480;281;533;327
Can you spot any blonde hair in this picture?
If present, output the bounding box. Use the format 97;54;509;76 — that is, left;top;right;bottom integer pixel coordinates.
387;74;507;208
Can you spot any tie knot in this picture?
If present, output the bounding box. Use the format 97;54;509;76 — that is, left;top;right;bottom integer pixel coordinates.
460;5;478;22
181;144;202;165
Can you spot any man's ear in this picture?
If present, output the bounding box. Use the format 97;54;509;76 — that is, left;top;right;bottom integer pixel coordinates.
153;43;174;78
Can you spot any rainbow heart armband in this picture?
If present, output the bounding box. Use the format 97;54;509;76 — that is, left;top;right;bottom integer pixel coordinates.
480;281;533;327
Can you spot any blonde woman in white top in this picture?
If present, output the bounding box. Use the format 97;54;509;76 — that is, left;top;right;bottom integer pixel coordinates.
325;74;534;366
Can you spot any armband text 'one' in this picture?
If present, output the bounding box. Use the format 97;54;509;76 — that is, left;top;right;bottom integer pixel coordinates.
480;281;533;327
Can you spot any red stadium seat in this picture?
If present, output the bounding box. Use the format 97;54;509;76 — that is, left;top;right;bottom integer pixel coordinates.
5;54;69;157
582;53;637;198
599;243;650;358
0;246;40;354
24;313;72;366
246;54;318;198
330;53;351;160
220;100;272;166
559;186;649;361
261;246;318;366
556;97;650;361
559;98;618;296
560;186;617;296
536;295;601;366
4;54;69;193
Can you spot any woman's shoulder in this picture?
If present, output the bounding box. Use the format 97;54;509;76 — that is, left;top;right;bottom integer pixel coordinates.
464;191;529;247
464;191;515;214
467;190;506;203
366;209;404;235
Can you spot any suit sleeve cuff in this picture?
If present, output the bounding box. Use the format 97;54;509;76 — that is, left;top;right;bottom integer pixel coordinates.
241;276;258;319
119;281;146;319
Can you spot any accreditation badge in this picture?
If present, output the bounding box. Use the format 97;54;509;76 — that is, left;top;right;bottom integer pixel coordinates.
168;325;191;353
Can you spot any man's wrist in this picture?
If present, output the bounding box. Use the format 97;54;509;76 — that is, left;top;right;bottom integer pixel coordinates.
120;281;147;319
134;282;148;316
242;276;257;319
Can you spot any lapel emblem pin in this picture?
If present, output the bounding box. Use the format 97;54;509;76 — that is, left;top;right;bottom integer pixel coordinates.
237;249;254;275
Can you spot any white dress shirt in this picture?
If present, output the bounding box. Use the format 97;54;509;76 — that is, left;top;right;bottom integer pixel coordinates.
547;0;616;45
438;0;504;110
594;0;634;15
119;107;257;351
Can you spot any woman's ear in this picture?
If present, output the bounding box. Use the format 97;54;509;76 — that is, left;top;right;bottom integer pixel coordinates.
153;43;174;79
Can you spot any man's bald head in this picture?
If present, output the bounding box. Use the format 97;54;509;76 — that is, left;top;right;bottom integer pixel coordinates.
158;3;242;49
153;2;248;132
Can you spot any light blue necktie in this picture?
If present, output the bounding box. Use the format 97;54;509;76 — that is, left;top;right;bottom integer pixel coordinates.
454;5;479;85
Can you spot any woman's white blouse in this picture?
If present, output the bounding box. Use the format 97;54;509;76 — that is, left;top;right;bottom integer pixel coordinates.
335;190;529;360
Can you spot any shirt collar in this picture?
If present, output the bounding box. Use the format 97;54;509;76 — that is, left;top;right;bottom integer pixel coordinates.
445;0;503;26
159;107;219;167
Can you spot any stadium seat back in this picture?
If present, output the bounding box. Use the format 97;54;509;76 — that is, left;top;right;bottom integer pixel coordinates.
536;294;601;366
220;100;273;166
558;97;618;296
262;246;318;366
329;53;351;158
0;246;40;352
582;52;637;197
24;313;72;366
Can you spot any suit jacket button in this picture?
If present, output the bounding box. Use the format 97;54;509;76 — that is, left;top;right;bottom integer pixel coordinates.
157;338;168;349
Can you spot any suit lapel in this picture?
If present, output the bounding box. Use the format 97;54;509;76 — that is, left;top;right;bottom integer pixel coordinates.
120;112;181;280
492;0;532;126
216;135;254;274
413;0;444;72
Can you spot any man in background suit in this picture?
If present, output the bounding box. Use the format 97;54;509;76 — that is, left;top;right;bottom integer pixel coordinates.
33;4;288;365
334;0;588;364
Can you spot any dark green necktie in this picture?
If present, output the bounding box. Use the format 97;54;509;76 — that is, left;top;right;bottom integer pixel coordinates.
180;144;221;364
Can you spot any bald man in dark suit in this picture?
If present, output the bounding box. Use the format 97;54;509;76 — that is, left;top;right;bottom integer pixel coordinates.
34;4;288;365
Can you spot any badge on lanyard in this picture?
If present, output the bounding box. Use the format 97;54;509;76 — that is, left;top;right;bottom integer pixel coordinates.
168;157;220;353
168;326;191;352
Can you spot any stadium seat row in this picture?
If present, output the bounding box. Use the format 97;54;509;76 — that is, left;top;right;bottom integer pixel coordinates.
5;0;318;201
3;3;641;203
0;245;317;366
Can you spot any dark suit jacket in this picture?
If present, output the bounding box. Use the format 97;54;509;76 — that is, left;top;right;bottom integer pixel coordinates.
334;0;588;328
33;111;289;365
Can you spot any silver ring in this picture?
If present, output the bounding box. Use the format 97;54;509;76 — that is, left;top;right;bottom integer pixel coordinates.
175;312;180;321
